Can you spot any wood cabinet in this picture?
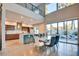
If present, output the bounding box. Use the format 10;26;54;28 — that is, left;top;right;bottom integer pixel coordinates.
22;27;30;33
6;25;15;30
6;34;19;40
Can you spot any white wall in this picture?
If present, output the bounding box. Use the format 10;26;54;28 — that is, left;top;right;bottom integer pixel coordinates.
4;3;44;21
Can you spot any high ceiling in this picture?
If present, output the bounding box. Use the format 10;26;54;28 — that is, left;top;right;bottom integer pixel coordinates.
6;10;43;25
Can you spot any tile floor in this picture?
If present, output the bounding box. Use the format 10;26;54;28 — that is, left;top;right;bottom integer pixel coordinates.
0;40;78;56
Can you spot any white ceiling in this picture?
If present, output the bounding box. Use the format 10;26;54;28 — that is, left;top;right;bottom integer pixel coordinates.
6;10;43;25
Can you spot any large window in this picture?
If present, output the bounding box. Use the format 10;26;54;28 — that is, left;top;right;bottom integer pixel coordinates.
51;23;57;34
46;24;51;36
46;20;78;44
58;22;64;35
46;24;53;39
58;3;75;10
45;3;57;14
66;20;78;44
45;3;75;15
34;26;39;34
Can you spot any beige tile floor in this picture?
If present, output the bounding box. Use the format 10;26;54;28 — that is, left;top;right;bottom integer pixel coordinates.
0;40;42;56
0;39;78;56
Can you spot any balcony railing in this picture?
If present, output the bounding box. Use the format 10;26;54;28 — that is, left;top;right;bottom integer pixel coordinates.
16;3;44;17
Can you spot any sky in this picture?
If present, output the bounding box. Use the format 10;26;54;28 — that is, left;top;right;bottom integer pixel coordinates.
47;3;57;14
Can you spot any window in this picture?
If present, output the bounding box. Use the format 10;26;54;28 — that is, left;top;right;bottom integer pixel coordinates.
45;3;57;14
46;24;51;39
51;23;57;34
46;24;51;35
34;26;39;34
58;22;64;35
58;3;75;10
46;24;51;30
46;20;78;44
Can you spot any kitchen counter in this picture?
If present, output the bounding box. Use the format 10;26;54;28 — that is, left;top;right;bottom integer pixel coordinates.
6;30;28;40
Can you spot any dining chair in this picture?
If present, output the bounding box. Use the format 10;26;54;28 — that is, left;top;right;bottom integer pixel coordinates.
44;35;59;53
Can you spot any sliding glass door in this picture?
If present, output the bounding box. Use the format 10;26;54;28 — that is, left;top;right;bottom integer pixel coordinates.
59;20;78;44
46;19;78;44
58;22;67;42
66;20;78;44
